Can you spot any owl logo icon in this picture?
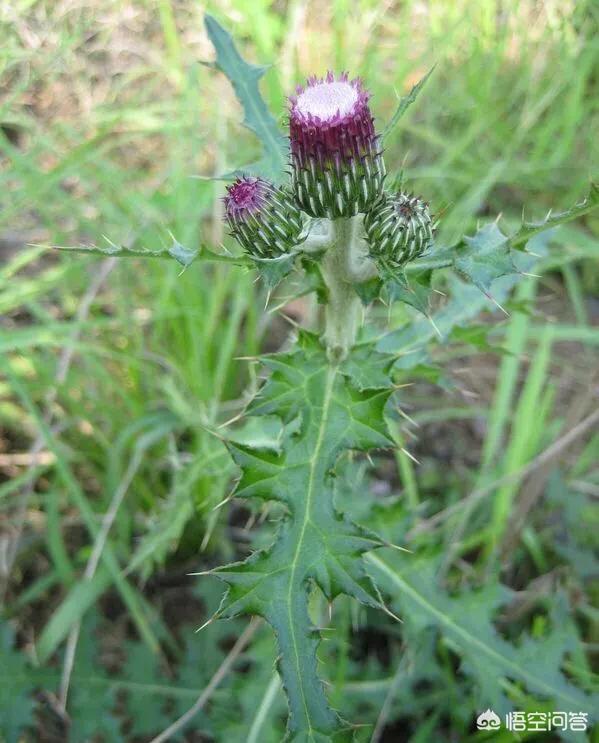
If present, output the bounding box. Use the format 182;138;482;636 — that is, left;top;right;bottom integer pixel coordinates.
476;709;501;730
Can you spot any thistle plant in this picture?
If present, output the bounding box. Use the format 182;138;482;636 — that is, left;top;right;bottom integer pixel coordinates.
57;15;599;743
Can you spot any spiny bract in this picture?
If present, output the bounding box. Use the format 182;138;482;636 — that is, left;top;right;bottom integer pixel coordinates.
289;72;386;218
364;190;435;271
223;176;305;258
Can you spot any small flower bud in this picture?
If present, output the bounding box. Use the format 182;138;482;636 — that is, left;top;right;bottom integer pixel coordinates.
364;191;435;270
224;176;305;258
289;72;385;219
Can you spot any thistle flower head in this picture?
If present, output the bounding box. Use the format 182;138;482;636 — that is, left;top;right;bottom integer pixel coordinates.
289;72;385;218
224;176;271;222
364;191;435;270
223;176;305;259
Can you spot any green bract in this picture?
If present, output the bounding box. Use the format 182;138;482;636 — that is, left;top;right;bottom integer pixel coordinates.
224;176;306;258
288;73;386;218
364;191;436;271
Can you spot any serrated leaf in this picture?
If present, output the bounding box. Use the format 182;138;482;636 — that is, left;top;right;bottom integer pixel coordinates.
384;271;432;317
121;642;169;737
253;253;296;289
210;632;285;743
340;343;395;391
171;618;238;739
377;275;490;357
509;182;599;250
450;324;508;354
369;555;596;724
453;223;518;295
204;14;289;182
51;239;249;268
383;67;435;141
68;615;121;743
210;331;395;739
353;276;382;306
0;623;37;743
227;415;286;452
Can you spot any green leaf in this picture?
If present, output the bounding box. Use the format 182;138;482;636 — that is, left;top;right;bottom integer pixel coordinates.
0;623;37;743
368;554;596;718
172;609;242;738
253;253;296;289
450;324;508;354
211;331;395;739
121;642;169;737
353;276;382;306
68;615;121;743
453;223;518;296
509;182;599;250
50;239;249;268
383;66;435;142
204;14;289;182
378;275;491;357
383;271;432;317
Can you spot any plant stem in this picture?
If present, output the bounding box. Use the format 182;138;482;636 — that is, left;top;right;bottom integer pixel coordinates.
320;217;373;361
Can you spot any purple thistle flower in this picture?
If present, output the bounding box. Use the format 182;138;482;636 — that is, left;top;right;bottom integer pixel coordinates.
289;72;385;218
224;176;271;222
223;176;305;259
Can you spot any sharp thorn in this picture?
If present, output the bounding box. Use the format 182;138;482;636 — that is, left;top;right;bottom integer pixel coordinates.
400;447;421;465
397;407;419;427
195;614;218;633
212;492;235;511
427;314;442;338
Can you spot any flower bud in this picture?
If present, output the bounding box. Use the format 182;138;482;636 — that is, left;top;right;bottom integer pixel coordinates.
364;191;435;270
224;176;305;258
289;72;385;219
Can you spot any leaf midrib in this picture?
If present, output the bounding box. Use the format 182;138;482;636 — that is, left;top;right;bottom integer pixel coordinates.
286;364;337;736
367;555;585;709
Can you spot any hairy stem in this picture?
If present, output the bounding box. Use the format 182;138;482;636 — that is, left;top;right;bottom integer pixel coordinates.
320;217;374;361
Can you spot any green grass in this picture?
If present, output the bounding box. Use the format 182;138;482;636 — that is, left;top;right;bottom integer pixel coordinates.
1;1;598;740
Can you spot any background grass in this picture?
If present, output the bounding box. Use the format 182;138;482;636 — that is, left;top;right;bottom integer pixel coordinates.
1;1;598;741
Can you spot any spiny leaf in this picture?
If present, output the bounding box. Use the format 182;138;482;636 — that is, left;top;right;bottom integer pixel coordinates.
453;223;518;295
204;14;289;182
253;253;297;289
383;271;432;318
509;182;599;251
68;615;121;742
353;276;382;306
377;275;495;357
450;324;508;355
340;342;396;391
210;633;285;742
396;186;596;321
0;623;37;743
49;239;250;268
211;331;396;739
382;66;435;142
368;554;596;721
121;642;169;737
